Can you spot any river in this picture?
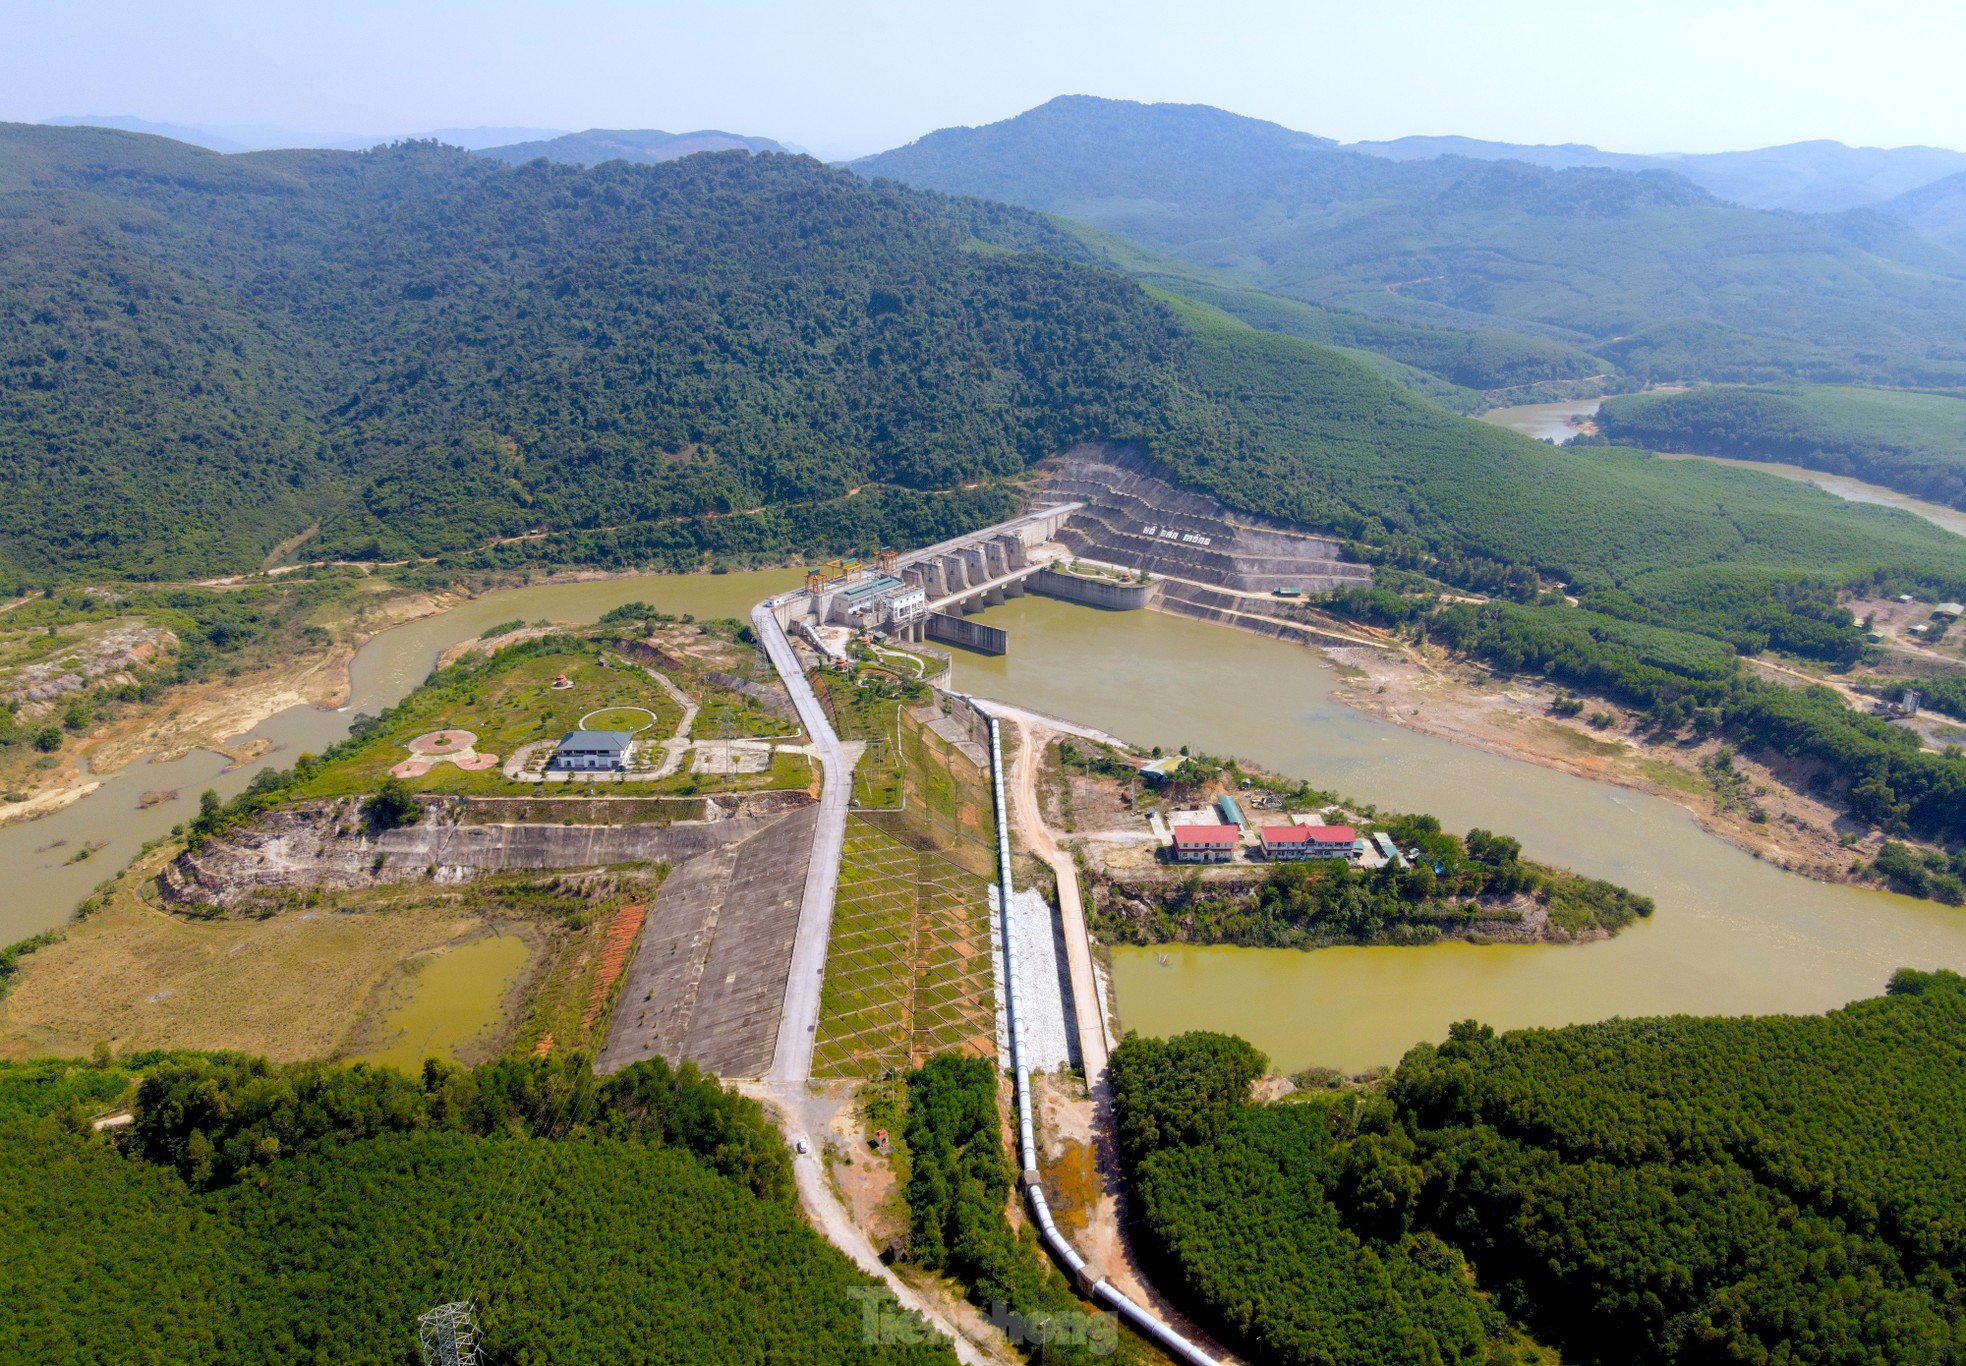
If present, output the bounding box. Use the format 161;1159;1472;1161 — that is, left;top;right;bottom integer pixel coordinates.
13;563;1966;1079
0;571;799;944
953;595;1966;1073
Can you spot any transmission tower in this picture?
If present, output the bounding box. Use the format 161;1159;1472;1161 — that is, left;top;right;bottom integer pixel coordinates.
418;1301;485;1366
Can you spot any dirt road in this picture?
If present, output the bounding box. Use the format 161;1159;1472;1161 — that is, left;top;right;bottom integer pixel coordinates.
746;1082;1015;1366
1001;709;1110;1082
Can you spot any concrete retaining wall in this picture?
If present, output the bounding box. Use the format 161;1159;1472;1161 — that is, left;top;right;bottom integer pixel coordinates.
1155;582;1392;650
1031;566;1157;611
158;798;799;910
926;611;1008;655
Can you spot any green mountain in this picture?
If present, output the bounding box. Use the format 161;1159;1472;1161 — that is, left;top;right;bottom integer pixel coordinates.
1597;384;1966;512
1351;135;1966;214
4;120;1963;842
478;127;786;165
856;96;1966;387
0;123;1188;578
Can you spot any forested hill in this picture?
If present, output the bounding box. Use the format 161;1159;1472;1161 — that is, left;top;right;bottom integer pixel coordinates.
1597;384;1966;513
856;96;1966;387
9;118;1966;624
476;127;787;165
1109;971;1966;1366
0;123;1193;578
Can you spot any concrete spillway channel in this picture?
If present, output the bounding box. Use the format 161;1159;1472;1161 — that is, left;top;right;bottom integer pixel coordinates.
976;705;1223;1366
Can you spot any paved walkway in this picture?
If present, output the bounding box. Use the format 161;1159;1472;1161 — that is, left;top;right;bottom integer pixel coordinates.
754;601;853;1084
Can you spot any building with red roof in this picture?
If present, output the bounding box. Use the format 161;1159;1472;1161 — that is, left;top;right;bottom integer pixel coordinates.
1261;824;1359;861
1169;823;1240;864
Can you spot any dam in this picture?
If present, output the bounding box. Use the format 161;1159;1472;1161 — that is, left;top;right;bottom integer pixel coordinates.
767;448;1375;657
767;502;1157;655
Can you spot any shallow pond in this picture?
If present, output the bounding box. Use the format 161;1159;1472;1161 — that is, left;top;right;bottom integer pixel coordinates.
356;931;534;1073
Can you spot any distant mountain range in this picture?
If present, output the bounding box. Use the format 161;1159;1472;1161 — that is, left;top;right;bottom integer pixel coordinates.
41;116;788;165
855;96;1966;389
1881;170;1966;254
1347;135;1966;214
474;128;786;165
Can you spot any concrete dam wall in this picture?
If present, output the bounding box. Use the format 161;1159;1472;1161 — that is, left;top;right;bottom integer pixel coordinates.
1030;566;1159;610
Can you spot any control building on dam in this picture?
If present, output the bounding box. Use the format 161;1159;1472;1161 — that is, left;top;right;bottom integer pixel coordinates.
766;503;1158;656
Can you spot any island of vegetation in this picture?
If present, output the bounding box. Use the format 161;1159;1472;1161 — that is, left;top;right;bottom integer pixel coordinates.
1041;738;1650;948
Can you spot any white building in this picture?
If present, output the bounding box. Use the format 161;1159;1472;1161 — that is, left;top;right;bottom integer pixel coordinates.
550;730;633;771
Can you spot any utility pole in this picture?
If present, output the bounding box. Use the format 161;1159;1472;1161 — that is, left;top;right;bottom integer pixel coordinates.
418;1302;484;1366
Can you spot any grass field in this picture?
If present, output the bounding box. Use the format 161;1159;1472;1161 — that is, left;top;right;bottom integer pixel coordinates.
810;666;917;809
289;641;810;800
688;692;803;741
295;646;685;798
0;850;660;1070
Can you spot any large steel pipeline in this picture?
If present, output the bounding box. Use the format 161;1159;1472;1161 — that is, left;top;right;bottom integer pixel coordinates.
976;705;1222;1366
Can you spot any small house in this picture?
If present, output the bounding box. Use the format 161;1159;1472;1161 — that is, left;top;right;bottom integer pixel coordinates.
1273;824;1360;861
1170;824;1240;864
550;730;634;772
1933;603;1964;621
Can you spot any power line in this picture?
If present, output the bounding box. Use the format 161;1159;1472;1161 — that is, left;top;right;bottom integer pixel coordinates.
417;1301;485;1366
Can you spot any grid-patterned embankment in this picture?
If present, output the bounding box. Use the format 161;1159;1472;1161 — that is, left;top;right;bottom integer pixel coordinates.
1036;448;1373;594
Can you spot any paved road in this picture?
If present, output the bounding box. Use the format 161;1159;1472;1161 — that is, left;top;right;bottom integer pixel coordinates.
754;601;852;1084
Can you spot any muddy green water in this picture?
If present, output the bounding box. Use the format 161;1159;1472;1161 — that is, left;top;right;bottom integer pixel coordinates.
953;596;1966;1074
2;570;799;943
17;559;1966;1079
357;932;533;1073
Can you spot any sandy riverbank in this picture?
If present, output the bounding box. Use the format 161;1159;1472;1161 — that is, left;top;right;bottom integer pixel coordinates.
0;588;458;831
1324;643;1883;884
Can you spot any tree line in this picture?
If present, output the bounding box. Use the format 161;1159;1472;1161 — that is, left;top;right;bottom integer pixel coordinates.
0;1049;954;1365
1110;971;1966;1366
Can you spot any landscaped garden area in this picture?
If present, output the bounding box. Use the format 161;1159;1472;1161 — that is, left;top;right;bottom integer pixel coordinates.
290;636;809;800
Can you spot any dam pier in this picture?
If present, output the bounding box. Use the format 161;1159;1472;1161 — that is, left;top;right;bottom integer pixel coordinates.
768;501;1160;656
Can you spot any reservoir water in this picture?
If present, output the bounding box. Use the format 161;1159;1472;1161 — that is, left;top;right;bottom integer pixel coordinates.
1;571;799;944
11;561;1966;1079
953;596;1966;1073
1478;399;1600;444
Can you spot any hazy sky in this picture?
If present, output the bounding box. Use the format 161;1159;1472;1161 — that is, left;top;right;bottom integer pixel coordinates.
7;0;1964;160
